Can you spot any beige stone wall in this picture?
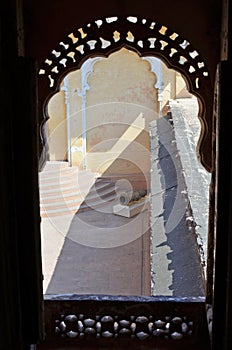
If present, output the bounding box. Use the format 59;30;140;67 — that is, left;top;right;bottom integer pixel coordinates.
160;65;192;115
85;49;158;180
160;65;176;115
65;70;83;167
47;49;192;181
47;86;67;161
175;72;192;98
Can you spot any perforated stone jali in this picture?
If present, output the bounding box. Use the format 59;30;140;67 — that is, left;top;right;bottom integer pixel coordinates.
54;313;194;340
39;15;209;94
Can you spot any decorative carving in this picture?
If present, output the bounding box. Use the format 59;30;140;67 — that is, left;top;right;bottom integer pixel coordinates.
44;295;209;345
54;313;194;340
38;15;214;172
39;16;210;95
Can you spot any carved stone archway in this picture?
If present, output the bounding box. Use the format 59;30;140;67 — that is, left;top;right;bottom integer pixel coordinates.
38;15;213;172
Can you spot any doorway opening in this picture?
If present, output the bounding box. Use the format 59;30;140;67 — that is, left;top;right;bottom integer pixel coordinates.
39;48;210;297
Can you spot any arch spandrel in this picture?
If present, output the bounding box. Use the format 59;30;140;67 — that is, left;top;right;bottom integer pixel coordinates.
38;16;214;172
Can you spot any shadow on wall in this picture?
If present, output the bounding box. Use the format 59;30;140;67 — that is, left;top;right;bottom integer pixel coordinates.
150;114;205;297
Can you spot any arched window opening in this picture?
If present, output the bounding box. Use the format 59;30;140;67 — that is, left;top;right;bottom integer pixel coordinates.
39;47;211;298
38;15;213;173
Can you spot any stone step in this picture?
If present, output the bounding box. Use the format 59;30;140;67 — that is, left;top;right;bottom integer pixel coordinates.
39;170;98;186
41;184;114;203
40;193;118;217
77;192;118;213
42;160;69;167
40;180;114;198
40;183;117;206
39;161;118;217
39;184;81;195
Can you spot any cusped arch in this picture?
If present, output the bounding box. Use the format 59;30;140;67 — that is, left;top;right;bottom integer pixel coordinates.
38;15;213;172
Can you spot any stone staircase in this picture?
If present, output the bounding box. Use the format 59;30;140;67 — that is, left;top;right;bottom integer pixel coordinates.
39;161;118;217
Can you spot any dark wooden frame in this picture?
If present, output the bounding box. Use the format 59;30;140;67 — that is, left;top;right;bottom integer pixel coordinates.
2;1;232;349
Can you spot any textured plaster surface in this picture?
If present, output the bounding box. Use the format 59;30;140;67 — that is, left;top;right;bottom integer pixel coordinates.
150;98;208;296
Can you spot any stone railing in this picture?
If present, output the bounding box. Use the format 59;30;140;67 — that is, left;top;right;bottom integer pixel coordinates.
39;295;210;349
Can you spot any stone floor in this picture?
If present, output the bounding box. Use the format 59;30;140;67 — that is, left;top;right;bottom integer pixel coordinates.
43;207;151;296
40;97;208;298
40;164;151;296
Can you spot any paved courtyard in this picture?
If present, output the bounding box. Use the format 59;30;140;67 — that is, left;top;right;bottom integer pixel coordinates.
40;98;209;298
